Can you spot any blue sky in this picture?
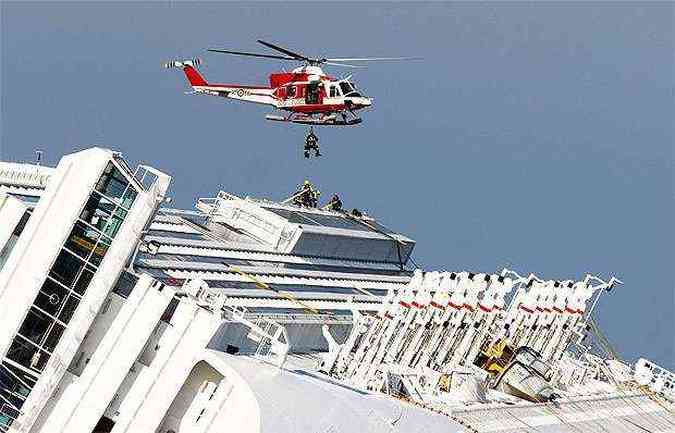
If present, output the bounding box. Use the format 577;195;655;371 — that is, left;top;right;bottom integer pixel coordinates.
2;2;673;368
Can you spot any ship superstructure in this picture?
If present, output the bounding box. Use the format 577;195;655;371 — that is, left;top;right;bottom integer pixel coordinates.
0;148;673;433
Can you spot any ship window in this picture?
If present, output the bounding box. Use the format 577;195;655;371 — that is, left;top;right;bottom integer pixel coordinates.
1;362;36;396
49;249;86;288
17;308;54;348
43;323;65;352
6;336;50;372
113;271;139;298
64;221;102;262
105;208;127;239
95;162;137;209
88;235;111;266
58;295;80;324
80;192;129;240
73;266;96;295
95;163;129;202
35;279;70;317
0;404;20;430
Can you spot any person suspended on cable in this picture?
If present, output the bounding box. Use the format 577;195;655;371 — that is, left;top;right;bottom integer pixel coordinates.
304;127;321;158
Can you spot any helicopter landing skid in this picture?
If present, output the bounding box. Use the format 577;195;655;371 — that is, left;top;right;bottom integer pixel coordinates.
265;113;362;126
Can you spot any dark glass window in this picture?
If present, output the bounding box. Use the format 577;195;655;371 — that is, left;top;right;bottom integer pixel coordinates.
120;188;137;210
73;265;96;295
43;323;65;352
80;193;115;231
58;295;80;324
1;362;37;392
49;249;86;288
95;162;133;206
80;193;129;239
0;362;36;412
34;278;70;317
88;236;111;266
17;308;54;347
6;336;50;372
104;208;126;239
0;404;20;429
113;271;139;298
64;222;101;262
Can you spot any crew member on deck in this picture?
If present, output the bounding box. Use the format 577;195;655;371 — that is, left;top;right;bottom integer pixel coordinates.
326;193;343;211
293;180;319;207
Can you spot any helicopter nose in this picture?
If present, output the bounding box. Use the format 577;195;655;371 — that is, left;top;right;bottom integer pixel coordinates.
347;97;372;108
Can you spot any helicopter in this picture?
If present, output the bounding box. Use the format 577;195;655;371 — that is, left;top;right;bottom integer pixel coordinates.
165;40;419;157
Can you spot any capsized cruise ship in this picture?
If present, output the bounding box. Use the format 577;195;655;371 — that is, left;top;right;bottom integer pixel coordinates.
0;147;673;433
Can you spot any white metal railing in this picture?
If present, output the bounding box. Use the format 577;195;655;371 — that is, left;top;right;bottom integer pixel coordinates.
325;268;625;403
0;162;53;189
181;280;290;368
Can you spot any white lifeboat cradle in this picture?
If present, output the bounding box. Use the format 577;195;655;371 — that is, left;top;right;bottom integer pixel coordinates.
317;268;646;410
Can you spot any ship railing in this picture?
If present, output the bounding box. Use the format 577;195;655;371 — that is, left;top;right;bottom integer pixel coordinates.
221;304;290;368
196;190;244;219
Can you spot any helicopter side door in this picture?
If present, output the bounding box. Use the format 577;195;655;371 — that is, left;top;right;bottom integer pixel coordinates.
305;81;323;105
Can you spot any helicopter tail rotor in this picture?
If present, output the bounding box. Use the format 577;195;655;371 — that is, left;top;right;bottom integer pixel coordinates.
163;57;202;69
164;58;207;87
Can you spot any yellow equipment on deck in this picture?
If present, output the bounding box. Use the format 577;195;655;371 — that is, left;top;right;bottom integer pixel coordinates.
474;338;515;376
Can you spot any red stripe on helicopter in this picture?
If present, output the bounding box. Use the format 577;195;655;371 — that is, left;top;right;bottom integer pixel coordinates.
208;84;272;90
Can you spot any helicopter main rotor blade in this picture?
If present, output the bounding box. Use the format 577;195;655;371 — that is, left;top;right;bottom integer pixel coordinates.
323;62;365;69
325;57;423;62
257;40;310;62
208;49;297;61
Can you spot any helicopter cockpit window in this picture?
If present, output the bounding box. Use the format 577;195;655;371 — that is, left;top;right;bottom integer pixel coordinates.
330;85;340;98
339;81;361;97
287;85;297;98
